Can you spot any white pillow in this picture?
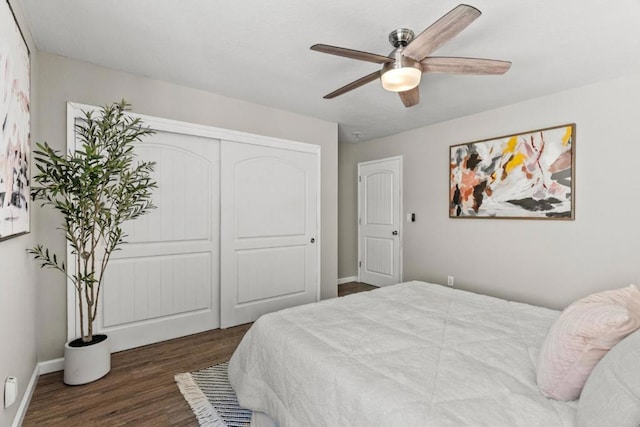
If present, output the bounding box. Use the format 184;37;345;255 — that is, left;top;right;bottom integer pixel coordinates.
576;329;640;427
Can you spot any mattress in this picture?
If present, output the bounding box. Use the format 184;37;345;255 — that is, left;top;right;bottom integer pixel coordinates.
228;281;577;427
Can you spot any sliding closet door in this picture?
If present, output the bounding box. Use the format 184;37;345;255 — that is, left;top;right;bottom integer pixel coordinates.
68;114;221;352
220;140;320;328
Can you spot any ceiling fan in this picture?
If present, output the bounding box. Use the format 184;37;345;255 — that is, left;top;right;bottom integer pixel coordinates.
310;4;511;108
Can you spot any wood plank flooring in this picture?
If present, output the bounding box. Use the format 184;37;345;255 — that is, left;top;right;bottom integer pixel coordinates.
336;281;378;296
23;282;376;426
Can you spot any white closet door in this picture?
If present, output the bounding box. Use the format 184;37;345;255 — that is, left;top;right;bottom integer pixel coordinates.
220;140;319;328
84;129;221;352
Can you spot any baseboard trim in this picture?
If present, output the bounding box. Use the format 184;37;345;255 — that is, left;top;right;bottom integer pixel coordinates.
38;358;64;375
12;358;64;426
338;276;357;285
11;364;39;427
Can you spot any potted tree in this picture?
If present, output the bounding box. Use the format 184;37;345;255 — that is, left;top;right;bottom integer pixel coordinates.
29;100;156;385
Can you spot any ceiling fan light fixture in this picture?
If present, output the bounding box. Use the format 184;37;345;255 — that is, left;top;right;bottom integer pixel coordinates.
312;5;509;106
381;66;422;92
380;49;422;92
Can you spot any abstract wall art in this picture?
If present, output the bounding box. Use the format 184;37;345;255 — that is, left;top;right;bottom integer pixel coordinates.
450;124;575;219
0;0;30;241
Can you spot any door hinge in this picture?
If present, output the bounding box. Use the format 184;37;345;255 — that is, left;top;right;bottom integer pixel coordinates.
358;217;361;225
359;261;362;268
358;176;361;182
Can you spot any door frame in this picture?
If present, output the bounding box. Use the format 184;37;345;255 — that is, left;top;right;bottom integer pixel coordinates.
357;155;403;284
66;102;321;344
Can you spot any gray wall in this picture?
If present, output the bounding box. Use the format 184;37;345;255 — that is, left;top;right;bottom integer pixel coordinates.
35;52;338;361
339;72;640;310
0;1;38;425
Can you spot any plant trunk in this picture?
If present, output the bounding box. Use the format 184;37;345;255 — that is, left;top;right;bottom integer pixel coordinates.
77;286;88;342
87;280;95;343
84;283;94;342
86;314;93;343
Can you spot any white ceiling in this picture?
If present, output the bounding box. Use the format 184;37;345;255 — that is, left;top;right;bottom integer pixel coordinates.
21;0;640;143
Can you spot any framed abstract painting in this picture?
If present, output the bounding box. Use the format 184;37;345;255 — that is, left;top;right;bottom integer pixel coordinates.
0;0;30;241
449;124;575;219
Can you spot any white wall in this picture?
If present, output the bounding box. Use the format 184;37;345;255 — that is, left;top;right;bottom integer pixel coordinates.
339;72;640;309
0;1;38;425
35;52;339;361
0;238;37;426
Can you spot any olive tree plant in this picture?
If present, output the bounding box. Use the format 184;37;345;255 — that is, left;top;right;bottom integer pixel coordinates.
29;100;156;343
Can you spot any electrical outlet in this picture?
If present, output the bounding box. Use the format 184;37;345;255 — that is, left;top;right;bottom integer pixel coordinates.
4;376;17;408
447;276;454;287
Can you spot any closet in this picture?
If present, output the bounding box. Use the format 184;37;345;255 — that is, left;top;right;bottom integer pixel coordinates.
66;103;320;352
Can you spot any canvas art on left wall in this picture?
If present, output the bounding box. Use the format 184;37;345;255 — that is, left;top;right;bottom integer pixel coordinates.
0;0;30;241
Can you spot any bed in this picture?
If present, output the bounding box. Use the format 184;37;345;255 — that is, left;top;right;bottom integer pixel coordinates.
228;281;578;426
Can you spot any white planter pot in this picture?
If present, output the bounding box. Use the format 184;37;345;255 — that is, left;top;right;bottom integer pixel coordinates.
63;334;111;385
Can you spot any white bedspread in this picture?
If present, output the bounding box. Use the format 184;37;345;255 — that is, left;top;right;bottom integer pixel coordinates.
228;281;577;427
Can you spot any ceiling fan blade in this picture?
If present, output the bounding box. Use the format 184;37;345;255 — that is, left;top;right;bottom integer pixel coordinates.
311;44;393;64
323;71;381;99
421;57;511;74
399;87;420;107
403;4;481;62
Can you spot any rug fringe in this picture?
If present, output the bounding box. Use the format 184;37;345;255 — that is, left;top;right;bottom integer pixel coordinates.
175;372;227;427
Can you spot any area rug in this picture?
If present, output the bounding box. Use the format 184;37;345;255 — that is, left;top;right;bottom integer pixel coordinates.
175;361;252;427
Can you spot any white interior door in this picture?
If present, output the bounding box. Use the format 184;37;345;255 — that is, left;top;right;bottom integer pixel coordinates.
67;104;221;352
220;139;320;328
358;156;402;286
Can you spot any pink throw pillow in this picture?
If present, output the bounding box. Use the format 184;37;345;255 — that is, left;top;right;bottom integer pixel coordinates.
536;284;640;401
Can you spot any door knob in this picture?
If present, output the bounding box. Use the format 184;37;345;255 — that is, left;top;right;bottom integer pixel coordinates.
392;230;398;235
310;238;315;243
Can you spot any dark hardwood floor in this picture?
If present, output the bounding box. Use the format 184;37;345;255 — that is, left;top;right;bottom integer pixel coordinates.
336;281;377;296
23;282;376;426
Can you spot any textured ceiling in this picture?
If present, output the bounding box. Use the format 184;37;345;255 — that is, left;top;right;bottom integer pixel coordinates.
21;0;640;143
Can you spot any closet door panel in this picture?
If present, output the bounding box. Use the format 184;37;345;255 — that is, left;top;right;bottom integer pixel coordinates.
67;113;221;352
220;140;320;328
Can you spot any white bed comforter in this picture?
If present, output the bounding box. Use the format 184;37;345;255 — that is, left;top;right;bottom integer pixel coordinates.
228;281;577;427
